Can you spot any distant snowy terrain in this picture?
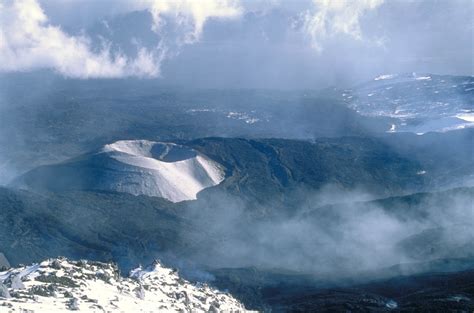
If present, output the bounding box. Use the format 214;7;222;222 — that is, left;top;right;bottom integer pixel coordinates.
342;73;474;134
186;108;265;125
0;258;250;312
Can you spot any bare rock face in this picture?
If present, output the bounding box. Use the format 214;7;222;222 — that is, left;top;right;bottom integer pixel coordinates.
0;257;253;312
0;283;10;299
0;253;10;271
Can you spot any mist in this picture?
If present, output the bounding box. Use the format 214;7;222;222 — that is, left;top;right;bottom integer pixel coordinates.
179;186;474;281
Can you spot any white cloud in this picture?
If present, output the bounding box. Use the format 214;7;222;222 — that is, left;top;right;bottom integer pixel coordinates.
0;0;157;78
141;0;242;44
131;0;242;61
302;0;384;51
0;0;241;78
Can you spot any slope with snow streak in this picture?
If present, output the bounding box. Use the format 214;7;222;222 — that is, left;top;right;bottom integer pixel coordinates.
341;73;474;134
0;258;251;312
96;140;225;202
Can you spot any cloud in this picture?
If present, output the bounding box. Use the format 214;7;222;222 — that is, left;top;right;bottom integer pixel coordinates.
141;0;242;44
1;0;470;83
0;0;241;78
0;0;156;78
301;0;384;51
131;0;242;61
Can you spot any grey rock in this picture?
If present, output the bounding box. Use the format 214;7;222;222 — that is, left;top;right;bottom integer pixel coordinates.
0;283;10;298
11;275;25;290
0;253;10;270
135;285;145;300
51;259;62;270
67;298;80;311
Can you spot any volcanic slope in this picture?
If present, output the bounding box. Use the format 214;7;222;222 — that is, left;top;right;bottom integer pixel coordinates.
15;140;225;203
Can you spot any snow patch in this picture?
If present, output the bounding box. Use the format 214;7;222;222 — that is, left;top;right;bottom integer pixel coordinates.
456;113;474;122
226;112;261;124
374;74;395;81
385;299;398;309
415;76;431;81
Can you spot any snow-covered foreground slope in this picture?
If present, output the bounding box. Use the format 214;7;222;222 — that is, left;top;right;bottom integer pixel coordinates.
0;258;252;312
15;140;225;203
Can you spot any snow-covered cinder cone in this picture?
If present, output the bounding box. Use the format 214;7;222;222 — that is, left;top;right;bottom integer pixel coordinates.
99;140;226;202
14;140;226;203
0;257;253;312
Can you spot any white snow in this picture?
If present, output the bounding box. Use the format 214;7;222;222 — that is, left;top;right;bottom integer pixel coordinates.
374;74;395;80
385;300;398;309
226;111;260;124
449;295;471;302
245;118;260;124
103;140;156;158
99;140;225;202
186;108;215;113
456;113;474;122
415;76;431;81
0;258;253;312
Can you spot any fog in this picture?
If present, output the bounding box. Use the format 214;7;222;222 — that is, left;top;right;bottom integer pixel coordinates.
180;186;474;280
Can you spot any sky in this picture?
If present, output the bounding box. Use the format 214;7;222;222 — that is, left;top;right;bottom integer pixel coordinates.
0;0;473;88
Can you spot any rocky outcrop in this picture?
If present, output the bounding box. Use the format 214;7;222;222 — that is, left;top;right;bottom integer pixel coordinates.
0;257;252;312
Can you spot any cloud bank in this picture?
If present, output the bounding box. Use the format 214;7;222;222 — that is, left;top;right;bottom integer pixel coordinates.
0;0;471;84
0;0;241;78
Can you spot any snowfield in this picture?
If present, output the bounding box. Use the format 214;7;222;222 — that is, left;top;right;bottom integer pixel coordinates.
343;74;474;134
98;140;225;202
0;258;252;312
